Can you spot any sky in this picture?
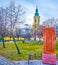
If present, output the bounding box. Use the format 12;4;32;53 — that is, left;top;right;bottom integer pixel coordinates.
0;0;58;25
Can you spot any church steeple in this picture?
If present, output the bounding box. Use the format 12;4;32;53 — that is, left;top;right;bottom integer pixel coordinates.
32;6;40;41
35;7;39;16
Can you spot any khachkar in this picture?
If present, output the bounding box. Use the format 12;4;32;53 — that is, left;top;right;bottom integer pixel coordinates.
32;7;40;40
42;28;56;65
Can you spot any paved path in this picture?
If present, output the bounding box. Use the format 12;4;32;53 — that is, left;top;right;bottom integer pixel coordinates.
0;55;58;65
0;56;20;65
14;60;58;65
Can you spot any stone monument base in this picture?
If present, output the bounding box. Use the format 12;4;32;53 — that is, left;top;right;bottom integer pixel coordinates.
42;53;56;65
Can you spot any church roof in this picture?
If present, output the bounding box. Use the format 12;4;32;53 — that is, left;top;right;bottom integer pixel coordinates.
35;7;39;16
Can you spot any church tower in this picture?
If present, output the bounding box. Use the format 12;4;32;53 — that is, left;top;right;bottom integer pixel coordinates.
33;7;40;29
32;7;40;40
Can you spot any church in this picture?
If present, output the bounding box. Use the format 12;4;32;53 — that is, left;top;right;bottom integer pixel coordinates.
32;7;40;41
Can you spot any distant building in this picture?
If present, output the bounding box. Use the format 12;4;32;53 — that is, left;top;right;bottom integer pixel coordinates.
54;26;58;37
19;24;31;34
18;24;31;40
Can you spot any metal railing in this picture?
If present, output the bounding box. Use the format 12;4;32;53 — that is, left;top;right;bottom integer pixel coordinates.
27;53;42;64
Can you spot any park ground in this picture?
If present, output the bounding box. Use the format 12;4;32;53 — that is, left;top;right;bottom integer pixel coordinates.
0;40;58;61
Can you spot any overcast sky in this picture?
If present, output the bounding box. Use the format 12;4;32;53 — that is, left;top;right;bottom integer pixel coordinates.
0;0;58;25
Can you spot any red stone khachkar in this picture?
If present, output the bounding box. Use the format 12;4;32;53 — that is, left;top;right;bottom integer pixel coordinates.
42;28;56;65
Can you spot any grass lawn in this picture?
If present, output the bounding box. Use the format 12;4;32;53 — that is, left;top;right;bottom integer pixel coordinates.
0;41;58;61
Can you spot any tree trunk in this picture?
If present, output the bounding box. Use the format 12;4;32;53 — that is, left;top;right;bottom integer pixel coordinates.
13;36;20;54
2;37;5;48
34;37;36;41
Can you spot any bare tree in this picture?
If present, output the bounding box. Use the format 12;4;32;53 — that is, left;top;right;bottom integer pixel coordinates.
42;17;58;37
6;1;25;54
43;17;56;27
0;1;25;54
0;7;8;48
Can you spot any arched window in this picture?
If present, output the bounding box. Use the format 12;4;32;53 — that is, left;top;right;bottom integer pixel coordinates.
35;19;36;23
35;26;36;28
